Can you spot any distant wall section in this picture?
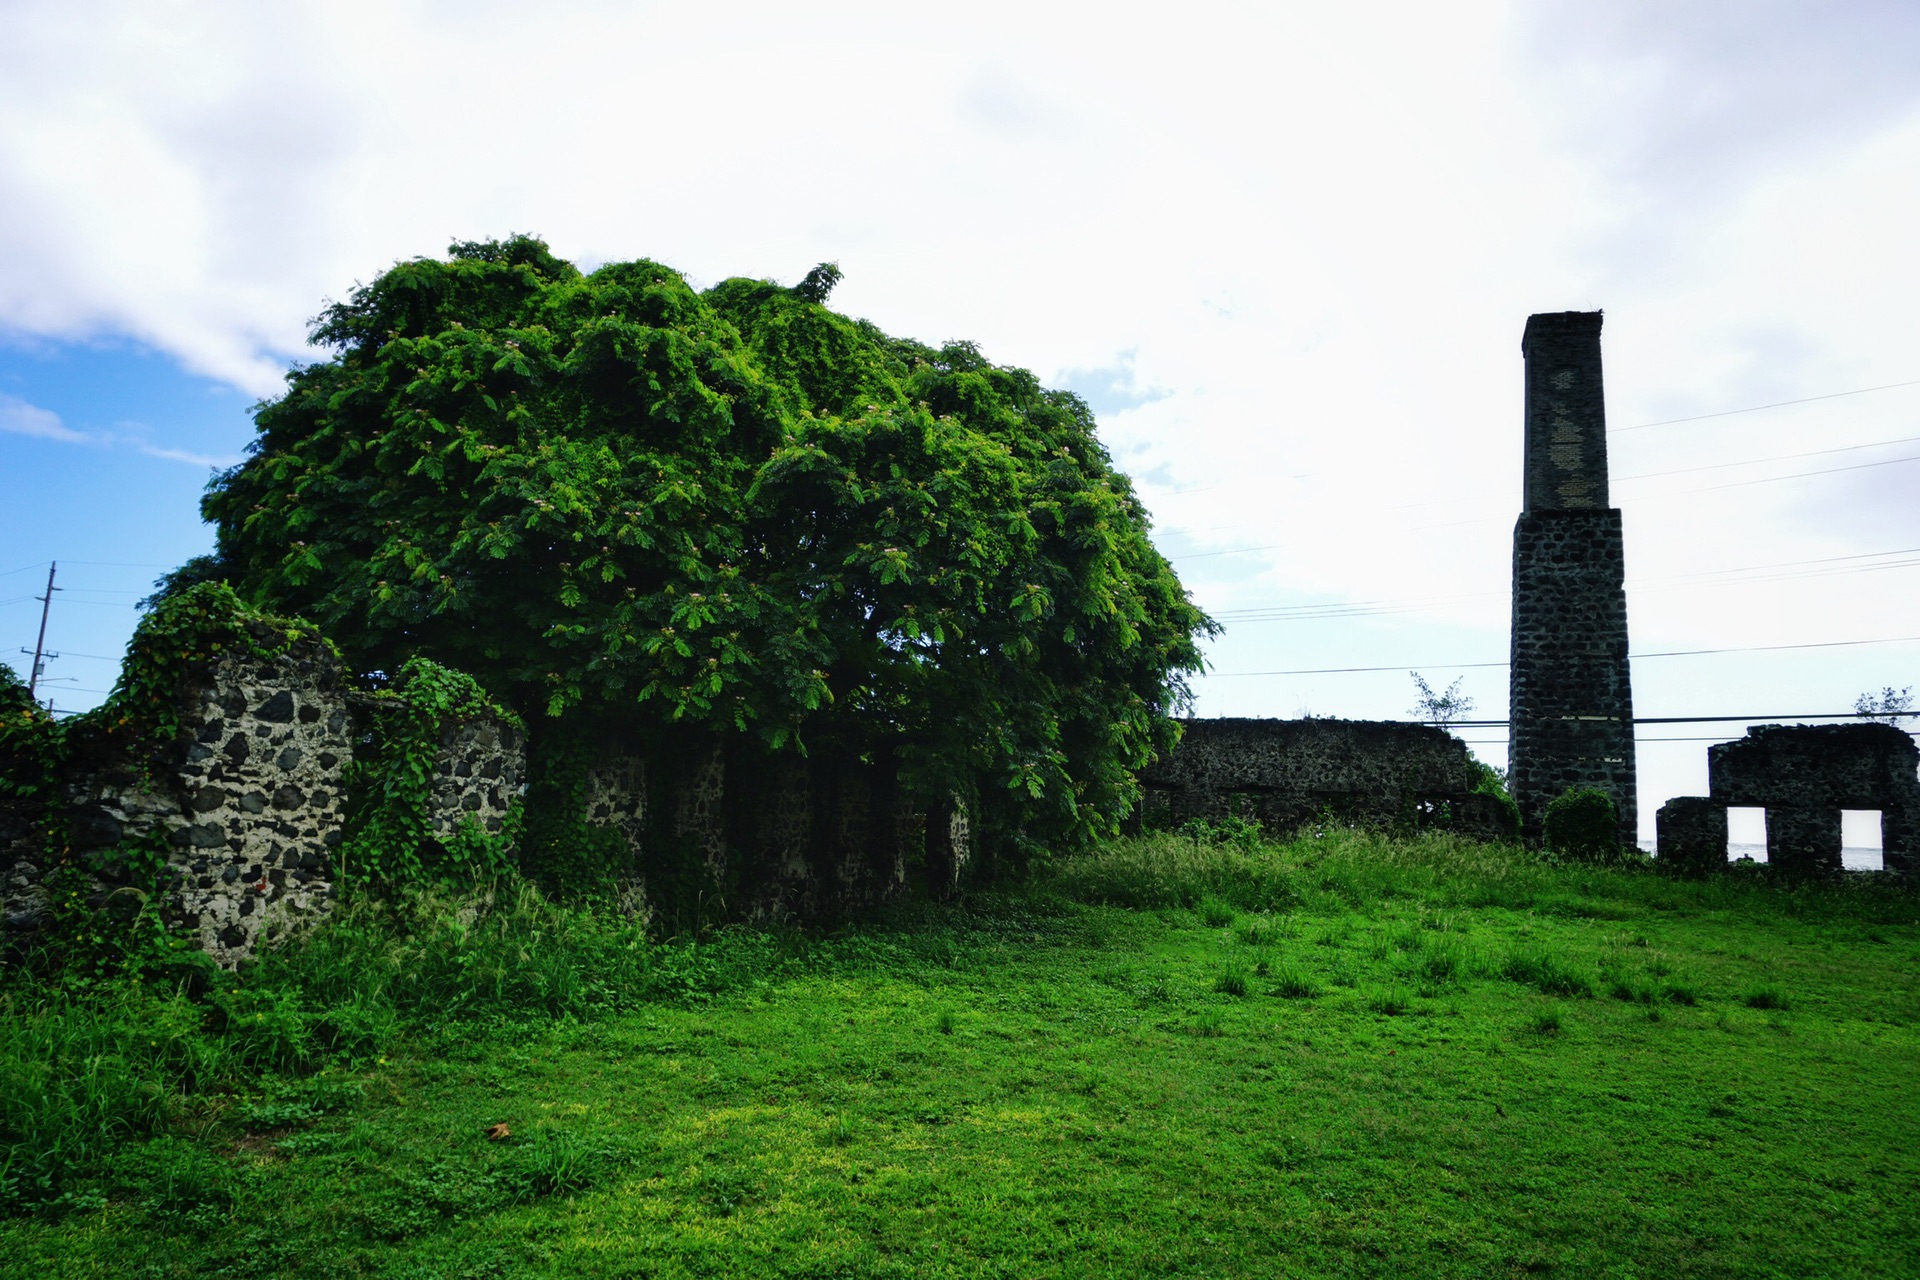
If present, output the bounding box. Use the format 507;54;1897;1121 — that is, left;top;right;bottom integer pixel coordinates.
1137;718;1515;841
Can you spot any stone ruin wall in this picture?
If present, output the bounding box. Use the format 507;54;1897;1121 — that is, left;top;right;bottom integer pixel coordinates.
1656;723;1920;876
1;644;973;965
1;640;523;967
1137;717;1516;842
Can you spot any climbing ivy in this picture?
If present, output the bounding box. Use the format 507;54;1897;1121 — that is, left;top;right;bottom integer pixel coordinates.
82;581;328;755
0;663;66;875
338;657;522;891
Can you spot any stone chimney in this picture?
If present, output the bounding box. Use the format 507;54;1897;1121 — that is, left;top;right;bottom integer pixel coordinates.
1508;310;1637;845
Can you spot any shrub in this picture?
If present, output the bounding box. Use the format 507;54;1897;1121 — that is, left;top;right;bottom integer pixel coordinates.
1543;788;1621;863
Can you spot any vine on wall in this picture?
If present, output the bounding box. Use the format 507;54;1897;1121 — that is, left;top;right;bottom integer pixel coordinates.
88;582;327;756
338;657;522;892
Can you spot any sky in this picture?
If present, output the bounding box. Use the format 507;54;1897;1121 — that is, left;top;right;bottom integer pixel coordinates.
3;0;1918;843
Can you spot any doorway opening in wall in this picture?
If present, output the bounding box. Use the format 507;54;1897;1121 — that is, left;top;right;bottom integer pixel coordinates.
1841;810;1885;871
1726;807;1767;863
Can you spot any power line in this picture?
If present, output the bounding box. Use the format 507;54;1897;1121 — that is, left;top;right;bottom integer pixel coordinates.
1202;633;1920;678
1611;377;1920;434
1208;543;1920;623
1704;451;1920;491
1430;713;1890;728
1614;434;1920;483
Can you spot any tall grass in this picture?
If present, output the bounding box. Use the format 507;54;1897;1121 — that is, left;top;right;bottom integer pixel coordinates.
1049;827;1918;923
0;880;786;1211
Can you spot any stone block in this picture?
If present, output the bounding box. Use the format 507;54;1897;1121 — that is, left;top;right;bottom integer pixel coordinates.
1765;805;1843;877
1655;796;1725;877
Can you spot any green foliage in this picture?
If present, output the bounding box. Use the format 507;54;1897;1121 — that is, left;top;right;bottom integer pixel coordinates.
340;657;520;891
1502;949;1593;998
1048;830;1300;913
134;555;229;612
513;726;639;903
204;238;1213;856
1211;963;1249;996
1469;760;1522;839
0;665;65;876
1543;787;1620;863
77;581;324;754
1177;813;1265;853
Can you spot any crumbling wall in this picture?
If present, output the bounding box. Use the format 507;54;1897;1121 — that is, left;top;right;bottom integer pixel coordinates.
1138;718;1515;842
2;644;528;966
426;714;525;846
1656;723;1919;875
1653;796;1727;877
3;654;968;964
1711;723;1918;875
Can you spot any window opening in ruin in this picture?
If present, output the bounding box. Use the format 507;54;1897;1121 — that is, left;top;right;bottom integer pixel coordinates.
1841;809;1885;872
1726;807;1767;863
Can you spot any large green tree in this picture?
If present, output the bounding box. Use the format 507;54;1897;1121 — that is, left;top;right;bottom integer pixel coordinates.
203;237;1212;851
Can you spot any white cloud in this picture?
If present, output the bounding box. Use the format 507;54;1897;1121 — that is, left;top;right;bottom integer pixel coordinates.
0;392;239;467
0;392;86;442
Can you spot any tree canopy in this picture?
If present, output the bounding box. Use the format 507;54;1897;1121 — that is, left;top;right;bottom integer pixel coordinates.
202;237;1213;850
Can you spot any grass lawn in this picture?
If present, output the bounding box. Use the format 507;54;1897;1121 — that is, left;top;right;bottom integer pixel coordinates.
3;832;1918;1278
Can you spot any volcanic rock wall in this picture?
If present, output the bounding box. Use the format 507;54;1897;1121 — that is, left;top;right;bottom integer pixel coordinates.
1137;718;1516;841
1;644;970;962
2;642;525;967
1657;723;1920;876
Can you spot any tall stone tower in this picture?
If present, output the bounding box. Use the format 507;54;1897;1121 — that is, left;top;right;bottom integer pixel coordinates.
1508;311;1637;846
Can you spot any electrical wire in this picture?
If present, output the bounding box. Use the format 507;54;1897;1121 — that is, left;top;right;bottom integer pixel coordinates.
1202;633;1920;678
1609;378;1920;433
1614;434;1920;482
1704;452;1920;491
1207;543;1920;624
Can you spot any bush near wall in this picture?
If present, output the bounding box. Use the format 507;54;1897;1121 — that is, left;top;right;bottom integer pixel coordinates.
1543;788;1620;863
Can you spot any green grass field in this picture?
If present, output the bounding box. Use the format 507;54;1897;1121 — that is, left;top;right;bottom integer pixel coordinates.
4;831;1918;1278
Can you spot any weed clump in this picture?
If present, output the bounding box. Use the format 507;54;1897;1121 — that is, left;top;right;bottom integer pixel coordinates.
1502;950;1592;999
1198;897;1238;928
1213;966;1250;997
1271;967;1320;999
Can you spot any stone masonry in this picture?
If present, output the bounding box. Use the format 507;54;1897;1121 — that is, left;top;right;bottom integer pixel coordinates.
2;641;527;966
1508;310;1638;846
1137;718;1516;842
1655;723;1920;876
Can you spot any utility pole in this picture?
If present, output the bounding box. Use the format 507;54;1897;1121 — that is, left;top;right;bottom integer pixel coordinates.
23;561;59;708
